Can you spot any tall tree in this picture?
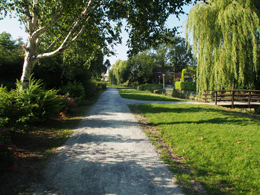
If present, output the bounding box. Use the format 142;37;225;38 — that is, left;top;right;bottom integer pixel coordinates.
168;37;195;73
128;51;157;83
0;32;24;88
186;0;260;94
1;0;193;88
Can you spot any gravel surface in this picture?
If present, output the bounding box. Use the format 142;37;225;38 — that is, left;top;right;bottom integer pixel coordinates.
29;87;202;195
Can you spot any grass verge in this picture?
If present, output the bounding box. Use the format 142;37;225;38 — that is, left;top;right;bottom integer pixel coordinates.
110;85;184;101
0;91;103;194
129;103;260;194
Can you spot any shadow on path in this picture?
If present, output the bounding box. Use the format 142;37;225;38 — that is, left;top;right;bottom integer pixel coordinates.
29;87;185;195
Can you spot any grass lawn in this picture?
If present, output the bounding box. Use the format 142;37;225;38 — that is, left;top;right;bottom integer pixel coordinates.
130;103;260;194
110;85;184;101
0;91;103;194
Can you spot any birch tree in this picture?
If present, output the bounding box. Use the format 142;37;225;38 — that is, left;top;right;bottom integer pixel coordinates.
186;0;260;94
1;0;193;89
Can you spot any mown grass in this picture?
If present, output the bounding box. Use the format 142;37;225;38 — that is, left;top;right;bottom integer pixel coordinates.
0;91;103;194
110;85;183;101
130;103;260;194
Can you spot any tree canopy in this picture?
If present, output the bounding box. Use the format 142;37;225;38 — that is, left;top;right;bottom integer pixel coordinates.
186;0;260;94
0;0;194;88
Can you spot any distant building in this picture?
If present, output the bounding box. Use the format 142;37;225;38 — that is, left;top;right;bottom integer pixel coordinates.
150;66;174;84
102;76;109;82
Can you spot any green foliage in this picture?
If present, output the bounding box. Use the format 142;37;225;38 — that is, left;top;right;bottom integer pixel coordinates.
109;36;196;85
59;95;77;117
0;127;19;170
109;57;155;85
2;0;194;90
96;82;107;91
186;0;260;94
137;84;163;92
181;69;187;82
153;89;166;94
16;78;63;124
60;81;85;105
0;86;16;127
0;77;63;131
168;37;196;73
132;82;139;89
0;32;24;89
175;81;196;91
33;55;64;89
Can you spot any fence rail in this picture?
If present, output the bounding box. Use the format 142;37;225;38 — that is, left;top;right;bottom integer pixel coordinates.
203;89;260;109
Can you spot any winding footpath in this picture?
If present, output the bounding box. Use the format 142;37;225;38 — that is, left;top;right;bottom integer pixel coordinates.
30;87;203;195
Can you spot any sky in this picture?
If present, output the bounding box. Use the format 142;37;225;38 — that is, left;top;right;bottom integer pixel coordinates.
0;4;193;67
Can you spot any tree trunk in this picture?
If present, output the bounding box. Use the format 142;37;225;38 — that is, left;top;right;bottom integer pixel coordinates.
20;38;38;89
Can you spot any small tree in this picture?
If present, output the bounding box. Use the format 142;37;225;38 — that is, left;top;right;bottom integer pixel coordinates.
181;69;187;82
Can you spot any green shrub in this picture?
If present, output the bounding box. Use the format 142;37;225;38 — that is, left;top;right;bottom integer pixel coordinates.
96;82;107;91
0;86;18;127
175;81;181;90
60;81;85;104
0;78;64;131
84;83;95;98
175;81;196;91
59;95;77;117
153;89;166;94
0;127;19;170
181;69;187;82
137;84;163;92
132;82;139;89
16;78;63;124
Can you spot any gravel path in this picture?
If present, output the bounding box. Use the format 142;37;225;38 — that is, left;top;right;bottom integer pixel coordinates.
30;87;203;195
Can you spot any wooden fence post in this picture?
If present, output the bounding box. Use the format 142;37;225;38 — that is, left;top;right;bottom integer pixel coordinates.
231;90;235;109
248;91;251;109
215;91;217;105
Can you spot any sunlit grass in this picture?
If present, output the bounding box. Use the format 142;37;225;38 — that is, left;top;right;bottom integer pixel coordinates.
111;85;183;101
131;103;260;194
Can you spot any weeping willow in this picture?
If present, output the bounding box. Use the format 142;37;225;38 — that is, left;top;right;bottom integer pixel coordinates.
186;0;260;95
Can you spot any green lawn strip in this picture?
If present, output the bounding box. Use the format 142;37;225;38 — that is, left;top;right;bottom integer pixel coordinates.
132;103;260;194
111;85;184;101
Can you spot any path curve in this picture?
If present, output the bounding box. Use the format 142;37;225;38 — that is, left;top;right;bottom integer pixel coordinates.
30;87;201;195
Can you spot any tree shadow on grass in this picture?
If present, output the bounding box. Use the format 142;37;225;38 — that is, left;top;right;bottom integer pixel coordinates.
137;104;227;114
151;117;247;126
120;93;183;101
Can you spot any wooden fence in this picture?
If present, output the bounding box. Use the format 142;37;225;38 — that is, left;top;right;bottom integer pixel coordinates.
203;89;260;109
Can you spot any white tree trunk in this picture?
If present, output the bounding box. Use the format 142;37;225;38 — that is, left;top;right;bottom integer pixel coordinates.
20;52;35;89
20;36;38;89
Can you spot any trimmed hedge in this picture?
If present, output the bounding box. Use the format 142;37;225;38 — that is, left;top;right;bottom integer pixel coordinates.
137;84;163;92
175;81;196;91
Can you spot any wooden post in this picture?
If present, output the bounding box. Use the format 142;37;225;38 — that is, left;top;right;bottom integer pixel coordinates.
248;91;251;110
215;91;217;105
231;90;235;109
204;90;206;103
